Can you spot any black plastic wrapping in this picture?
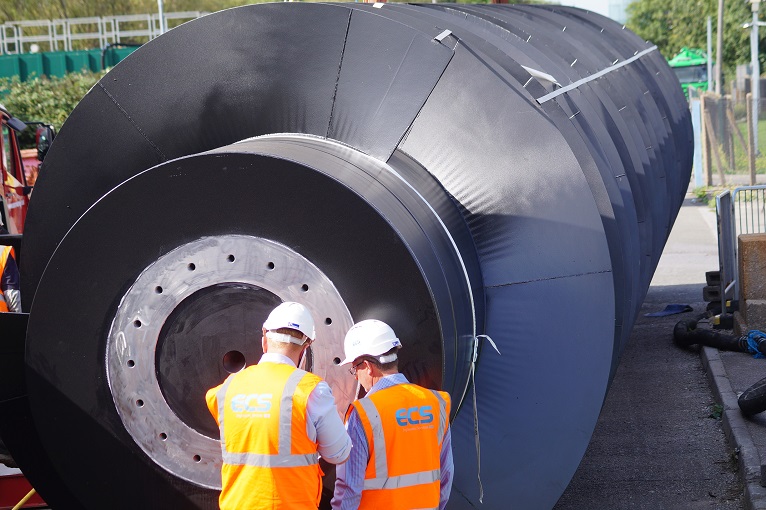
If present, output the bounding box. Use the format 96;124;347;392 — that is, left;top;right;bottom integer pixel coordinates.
1;4;691;509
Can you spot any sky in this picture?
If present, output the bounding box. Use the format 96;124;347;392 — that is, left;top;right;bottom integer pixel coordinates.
555;0;612;18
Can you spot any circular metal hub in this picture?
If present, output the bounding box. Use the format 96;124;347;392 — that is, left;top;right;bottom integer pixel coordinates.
106;235;353;489
156;282;282;438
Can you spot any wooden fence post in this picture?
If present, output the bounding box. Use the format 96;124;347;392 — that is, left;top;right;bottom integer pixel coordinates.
703;97;726;185
702;94;712;186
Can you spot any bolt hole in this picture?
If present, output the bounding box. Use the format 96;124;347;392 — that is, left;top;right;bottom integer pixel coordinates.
301;284;309;292
227;254;235;263
136;399;144;407
134;319;142;328
223;350;246;374
188;263;196;271
155;286;163;294
159;432;168;441
333;357;341;365
127;359;135;368
193;455;201;463
267;262;275;270
325;317;332;325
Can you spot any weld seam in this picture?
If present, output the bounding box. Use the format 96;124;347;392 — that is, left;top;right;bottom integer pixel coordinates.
487;269;612;288
97;83;166;161
326;10;352;139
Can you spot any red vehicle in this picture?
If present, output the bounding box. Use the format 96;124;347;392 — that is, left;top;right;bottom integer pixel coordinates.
0;104;55;234
0;467;46;510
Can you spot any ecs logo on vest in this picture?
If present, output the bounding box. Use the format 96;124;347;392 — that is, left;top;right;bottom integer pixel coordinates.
231;393;272;415
395;406;434;427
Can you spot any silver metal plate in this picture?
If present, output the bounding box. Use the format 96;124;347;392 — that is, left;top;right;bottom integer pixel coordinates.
106;235;354;489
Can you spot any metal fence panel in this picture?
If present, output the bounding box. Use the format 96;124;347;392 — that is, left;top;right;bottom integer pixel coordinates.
0;12;204;55
717;185;766;313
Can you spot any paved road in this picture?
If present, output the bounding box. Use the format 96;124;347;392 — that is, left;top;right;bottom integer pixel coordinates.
554;198;745;509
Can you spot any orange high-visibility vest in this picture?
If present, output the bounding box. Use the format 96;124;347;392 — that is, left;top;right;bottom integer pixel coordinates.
205;362;323;510
0;246;15;313
348;383;450;510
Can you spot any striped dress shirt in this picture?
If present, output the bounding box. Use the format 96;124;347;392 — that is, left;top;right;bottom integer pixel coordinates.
331;373;454;510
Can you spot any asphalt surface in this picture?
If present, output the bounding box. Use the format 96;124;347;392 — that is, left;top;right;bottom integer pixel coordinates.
556;196;749;509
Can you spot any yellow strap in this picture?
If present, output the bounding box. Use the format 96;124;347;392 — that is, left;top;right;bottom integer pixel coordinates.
4;167;22;189
12;488;36;510
0;245;11;268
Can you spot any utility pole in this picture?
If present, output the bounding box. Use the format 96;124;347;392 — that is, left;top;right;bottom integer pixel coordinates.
157;0;166;35
716;0;724;95
751;0;761;150
707;16;713;92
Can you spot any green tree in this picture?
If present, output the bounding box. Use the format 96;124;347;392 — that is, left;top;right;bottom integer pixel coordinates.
626;0;764;81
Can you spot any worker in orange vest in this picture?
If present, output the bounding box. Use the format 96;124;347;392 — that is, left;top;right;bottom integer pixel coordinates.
206;302;352;510
0;245;20;313
332;320;453;509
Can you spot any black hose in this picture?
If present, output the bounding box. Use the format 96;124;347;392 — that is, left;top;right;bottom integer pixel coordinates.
673;318;749;352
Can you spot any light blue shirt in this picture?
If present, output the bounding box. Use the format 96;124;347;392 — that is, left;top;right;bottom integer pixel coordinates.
331;373;454;510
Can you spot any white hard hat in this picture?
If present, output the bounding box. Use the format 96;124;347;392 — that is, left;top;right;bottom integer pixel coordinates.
263;302;316;345
339;319;402;365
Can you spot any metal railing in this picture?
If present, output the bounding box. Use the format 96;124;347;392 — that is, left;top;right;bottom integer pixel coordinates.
716;185;766;313
0;12;204;54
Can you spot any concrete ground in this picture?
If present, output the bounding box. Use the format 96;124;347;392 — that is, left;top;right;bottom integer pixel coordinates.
555;196;746;509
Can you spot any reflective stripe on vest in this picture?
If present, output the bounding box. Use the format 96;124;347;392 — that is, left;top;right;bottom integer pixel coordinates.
433;390;447;442
216;369;318;468
0;246;11;268
358;389;446;491
0;246;11;312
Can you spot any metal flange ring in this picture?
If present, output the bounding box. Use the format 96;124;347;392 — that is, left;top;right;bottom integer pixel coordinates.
106;234;353;489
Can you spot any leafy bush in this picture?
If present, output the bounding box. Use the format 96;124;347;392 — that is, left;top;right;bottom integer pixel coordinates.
0;70;106;148
693;186;710;204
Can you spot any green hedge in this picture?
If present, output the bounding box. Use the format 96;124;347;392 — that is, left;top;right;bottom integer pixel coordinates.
0;47;137;82
0;70;106;148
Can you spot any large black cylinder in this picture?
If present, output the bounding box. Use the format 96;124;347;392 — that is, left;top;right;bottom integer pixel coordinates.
0;3;691;509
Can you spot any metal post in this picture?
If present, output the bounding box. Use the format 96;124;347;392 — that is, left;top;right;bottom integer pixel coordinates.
748;92;757;183
702;94;713;185
707;16;713;92
716;0;724;95
752;0;761;154
691;96;704;187
157;0;166;35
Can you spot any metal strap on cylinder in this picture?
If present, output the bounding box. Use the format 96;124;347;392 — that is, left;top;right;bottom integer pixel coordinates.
381;158;499;501
380;161;479;408
536;45;658;104
465;334;501;503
